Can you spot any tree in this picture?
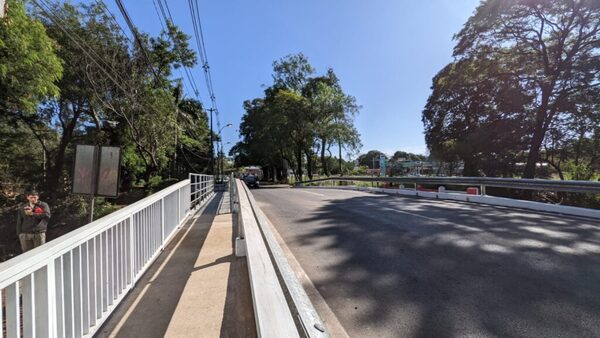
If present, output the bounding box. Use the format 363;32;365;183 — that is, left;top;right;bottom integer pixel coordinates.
423;59;529;176
454;0;600;178
391;151;426;162
0;0;62;115
233;53;362;182
358;150;386;169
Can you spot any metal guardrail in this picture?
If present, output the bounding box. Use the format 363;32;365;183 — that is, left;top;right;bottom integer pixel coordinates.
296;176;600;194
234;178;328;338
0;174;214;338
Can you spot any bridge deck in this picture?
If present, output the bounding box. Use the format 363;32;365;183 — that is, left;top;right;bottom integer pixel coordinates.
253;187;600;338
96;193;256;338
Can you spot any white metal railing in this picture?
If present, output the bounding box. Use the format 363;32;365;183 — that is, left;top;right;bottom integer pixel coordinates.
0;174;214;338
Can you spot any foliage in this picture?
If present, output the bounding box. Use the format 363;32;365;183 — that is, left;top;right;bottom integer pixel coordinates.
0;0;63;114
357;150;386;168
232;53;362;181
0;2;211;251
424;0;600;179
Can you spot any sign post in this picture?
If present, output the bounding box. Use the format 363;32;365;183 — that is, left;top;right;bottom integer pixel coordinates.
379;154;387;177
73;145;121;222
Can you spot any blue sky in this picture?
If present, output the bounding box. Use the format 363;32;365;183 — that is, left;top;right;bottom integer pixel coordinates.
104;0;480;157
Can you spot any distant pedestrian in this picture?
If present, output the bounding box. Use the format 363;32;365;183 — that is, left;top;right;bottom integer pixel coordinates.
16;190;51;253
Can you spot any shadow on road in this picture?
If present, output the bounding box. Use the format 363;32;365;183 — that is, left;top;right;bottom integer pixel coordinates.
295;194;600;337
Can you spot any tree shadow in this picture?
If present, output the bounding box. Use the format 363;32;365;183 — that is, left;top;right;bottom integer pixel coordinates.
287;193;600;337
96;193;221;338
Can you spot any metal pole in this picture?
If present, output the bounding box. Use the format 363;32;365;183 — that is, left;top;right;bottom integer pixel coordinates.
89;145;100;223
209;108;214;175
90;196;95;222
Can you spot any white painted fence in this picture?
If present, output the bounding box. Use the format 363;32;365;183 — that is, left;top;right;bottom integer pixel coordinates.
0;174;214;338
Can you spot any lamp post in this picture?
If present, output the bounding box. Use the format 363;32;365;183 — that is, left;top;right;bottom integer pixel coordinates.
217;123;232;182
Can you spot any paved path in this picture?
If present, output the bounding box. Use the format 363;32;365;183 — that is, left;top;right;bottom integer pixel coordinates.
252;187;600;338
97;193;256;338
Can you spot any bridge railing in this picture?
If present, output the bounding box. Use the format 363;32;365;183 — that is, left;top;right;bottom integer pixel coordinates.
0;174;214;338
295;176;600;219
233;177;328;338
296;176;600;194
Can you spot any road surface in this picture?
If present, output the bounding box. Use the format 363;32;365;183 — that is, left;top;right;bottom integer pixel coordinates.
252;187;600;338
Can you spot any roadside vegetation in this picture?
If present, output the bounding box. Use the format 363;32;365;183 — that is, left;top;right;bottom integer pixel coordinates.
0;1;211;259
422;0;600;181
230;53;362;182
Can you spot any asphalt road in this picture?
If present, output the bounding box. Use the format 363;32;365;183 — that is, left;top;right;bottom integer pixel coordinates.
251;187;600;338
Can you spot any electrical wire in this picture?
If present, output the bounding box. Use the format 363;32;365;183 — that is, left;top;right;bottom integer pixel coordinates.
187;0;221;130
31;0;131;95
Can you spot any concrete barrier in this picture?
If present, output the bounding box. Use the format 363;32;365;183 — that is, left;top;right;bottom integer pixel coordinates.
296;185;600;220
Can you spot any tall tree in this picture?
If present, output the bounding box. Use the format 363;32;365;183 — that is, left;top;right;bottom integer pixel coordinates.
423;59;529;176
454;0;600;178
0;0;62;114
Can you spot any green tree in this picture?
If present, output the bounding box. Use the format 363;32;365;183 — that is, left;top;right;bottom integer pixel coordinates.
0;0;62;115
423;59;529;176
357;150;386;169
454;0;600;178
233;54;362;182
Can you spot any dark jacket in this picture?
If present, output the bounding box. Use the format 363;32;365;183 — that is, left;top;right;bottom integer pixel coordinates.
16;201;51;235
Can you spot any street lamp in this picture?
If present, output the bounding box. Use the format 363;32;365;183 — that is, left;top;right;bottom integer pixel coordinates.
216;123;233;182
219;141;231;183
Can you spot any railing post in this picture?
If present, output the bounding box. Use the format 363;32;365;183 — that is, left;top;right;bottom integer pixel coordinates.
161;197;165;246
35;259;58;338
481;185;486;196
177;187;181;225
129;213;135;285
6;281;20;337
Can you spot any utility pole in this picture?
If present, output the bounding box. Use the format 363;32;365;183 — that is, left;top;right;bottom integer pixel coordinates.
208;108;215;175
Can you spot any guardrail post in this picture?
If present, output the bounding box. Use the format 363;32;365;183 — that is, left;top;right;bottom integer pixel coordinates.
35;259;58;338
129;213;135;285
481;185;486;196
177;187;181;225
161;197;165;246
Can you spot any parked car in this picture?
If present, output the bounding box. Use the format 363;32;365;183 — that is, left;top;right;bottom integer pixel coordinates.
243;174;260;188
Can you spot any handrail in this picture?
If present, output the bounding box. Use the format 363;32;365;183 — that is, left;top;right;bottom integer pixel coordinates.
0;174;214;338
296;176;600;194
232;180;329;338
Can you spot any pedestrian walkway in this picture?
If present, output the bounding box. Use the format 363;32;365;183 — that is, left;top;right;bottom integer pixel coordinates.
97;192;256;338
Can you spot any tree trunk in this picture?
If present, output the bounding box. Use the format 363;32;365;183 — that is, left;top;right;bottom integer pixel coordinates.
523;91;553;179
305;149;313;180
296;148;303;181
47;110;82;195
338;139;342;176
462;157;478;177
320;138;328;176
523;124;546;179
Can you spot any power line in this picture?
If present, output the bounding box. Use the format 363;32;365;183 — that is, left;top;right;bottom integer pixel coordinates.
114;0;163;85
32;0;131;95
187;0;220;130
153;0;205;105
94;0;133;45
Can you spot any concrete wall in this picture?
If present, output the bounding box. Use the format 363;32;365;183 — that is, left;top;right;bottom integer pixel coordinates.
300;185;600;220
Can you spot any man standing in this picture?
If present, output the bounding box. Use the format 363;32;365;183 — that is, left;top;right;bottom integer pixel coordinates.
16;190;51;252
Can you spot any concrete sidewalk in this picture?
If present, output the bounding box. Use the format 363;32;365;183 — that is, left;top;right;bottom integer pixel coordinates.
97;193;256;338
